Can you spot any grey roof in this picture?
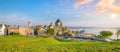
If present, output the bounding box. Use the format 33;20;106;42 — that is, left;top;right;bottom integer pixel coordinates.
56;19;62;23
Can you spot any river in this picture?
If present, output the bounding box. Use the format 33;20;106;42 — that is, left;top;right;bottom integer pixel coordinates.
67;27;120;39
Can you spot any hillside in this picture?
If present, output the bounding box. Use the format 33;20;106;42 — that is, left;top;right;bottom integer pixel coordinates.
0;36;120;52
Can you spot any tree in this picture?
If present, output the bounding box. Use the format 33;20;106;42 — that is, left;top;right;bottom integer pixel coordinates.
67;34;73;37
46;28;55;36
99;31;113;39
62;27;67;33
116;29;120;40
4;24;10;29
66;31;75;37
35;25;42;36
71;31;75;37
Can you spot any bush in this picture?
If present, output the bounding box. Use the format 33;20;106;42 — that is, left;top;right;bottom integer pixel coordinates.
9;32;19;35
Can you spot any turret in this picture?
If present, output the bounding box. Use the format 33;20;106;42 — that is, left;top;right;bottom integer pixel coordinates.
28;21;32;28
55;19;62;28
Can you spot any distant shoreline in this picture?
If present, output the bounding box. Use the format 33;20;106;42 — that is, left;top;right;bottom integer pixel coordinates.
66;27;120;29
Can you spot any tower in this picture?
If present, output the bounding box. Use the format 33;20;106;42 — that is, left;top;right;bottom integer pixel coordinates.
55;19;62;28
28;21;32;28
49;22;54;29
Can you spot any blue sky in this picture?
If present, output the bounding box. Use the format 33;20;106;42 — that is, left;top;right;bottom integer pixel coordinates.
0;0;120;27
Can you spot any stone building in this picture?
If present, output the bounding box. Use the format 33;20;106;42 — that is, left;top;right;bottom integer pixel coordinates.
0;24;7;36
8;21;34;36
37;28;46;37
19;28;34;36
8;28;19;35
8;27;34;36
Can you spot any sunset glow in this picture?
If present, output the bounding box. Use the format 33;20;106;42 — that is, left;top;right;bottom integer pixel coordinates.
110;14;117;19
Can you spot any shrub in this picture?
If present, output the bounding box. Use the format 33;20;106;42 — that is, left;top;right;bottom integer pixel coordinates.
9;32;19;35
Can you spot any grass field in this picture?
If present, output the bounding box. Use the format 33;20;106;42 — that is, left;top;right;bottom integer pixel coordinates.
0;36;120;52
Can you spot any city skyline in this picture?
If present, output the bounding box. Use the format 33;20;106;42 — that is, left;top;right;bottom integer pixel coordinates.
0;0;120;27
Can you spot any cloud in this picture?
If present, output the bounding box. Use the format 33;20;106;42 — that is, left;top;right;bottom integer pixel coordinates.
115;0;120;6
73;0;120;14
0;14;29;25
74;0;93;8
95;0;120;14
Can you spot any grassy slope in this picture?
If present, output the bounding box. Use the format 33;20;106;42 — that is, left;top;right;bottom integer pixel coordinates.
0;36;120;52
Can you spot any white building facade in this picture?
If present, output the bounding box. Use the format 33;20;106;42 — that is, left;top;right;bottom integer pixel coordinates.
0;24;7;36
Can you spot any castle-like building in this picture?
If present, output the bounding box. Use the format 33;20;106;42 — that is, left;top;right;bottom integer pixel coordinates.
55;19;62;29
0;19;64;36
49;22;54;29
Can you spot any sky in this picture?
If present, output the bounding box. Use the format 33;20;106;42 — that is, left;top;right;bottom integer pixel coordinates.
0;0;120;27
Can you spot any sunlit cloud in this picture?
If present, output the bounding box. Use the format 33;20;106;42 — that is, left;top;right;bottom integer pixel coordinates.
73;0;120;15
74;0;93;8
95;0;120;14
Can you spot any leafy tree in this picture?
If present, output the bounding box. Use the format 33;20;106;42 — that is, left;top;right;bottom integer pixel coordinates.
4;24;10;29
67;34;72;37
71;31;75;37
99;31;113;39
116;29;120;40
46;28;55;36
35;25;42;35
66;31;75;37
62;27;67;33
68;33;75;37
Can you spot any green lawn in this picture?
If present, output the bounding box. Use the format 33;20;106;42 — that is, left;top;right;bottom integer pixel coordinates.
0;36;120;52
